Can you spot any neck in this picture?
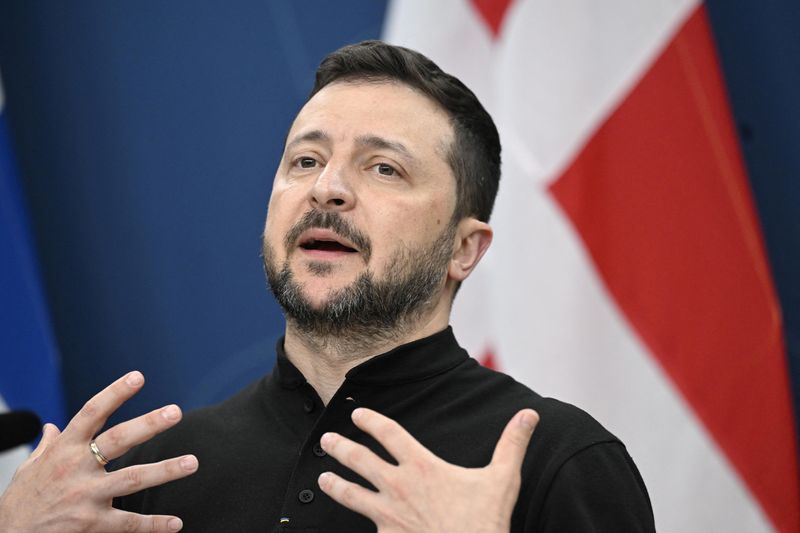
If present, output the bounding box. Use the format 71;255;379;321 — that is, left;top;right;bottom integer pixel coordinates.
283;299;451;405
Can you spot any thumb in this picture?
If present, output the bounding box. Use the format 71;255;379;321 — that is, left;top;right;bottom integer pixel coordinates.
29;423;61;462
490;409;539;474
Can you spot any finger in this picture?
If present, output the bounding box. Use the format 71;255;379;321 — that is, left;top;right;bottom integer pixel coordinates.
320;432;393;489
102;455;199;498
350;408;427;464
103;510;185;532
29;423;60;462
490;409;539;474
64;371;145;441
94;404;182;461
318;471;382;522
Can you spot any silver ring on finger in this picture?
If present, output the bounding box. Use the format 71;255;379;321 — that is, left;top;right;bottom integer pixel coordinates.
90;440;109;466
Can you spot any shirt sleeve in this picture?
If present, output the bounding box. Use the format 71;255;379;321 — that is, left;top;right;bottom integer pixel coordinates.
533;441;656;532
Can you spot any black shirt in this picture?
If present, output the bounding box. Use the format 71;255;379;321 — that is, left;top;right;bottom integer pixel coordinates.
115;327;655;532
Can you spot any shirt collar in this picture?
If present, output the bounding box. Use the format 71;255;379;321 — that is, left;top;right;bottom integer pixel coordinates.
274;326;468;388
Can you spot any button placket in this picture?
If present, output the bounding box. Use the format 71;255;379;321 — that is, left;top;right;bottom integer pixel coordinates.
279;386;362;524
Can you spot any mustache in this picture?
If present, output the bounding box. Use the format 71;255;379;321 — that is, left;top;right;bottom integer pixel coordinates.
284;210;372;261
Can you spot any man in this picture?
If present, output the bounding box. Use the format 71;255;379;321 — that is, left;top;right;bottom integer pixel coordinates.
0;41;654;532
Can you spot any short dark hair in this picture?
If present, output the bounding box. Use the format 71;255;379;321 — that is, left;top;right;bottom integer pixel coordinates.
310;40;501;223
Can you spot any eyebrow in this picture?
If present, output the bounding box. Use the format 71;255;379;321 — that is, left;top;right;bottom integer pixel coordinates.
355;135;417;165
284;129;330;153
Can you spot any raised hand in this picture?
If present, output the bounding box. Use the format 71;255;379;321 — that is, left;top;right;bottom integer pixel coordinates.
317;407;539;533
0;371;198;532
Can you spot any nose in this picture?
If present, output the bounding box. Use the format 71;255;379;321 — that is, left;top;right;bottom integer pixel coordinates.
309;162;354;211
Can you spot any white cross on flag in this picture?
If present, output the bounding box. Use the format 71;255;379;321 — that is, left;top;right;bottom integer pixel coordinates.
384;1;800;531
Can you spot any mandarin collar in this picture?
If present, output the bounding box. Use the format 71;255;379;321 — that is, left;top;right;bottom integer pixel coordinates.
274;327;468;389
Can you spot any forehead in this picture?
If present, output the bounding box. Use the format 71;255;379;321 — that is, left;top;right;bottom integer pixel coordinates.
287;81;454;160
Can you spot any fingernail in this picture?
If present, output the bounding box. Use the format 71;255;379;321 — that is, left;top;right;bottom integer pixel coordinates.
519;410;538;432
126;371;143;387
320;432;334;448
318;472;331;488
180;455;198;471
161;405;180;421
351;408;364;421
168;517;183;531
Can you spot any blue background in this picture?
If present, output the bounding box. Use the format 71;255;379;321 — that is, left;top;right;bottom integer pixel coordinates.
0;0;797;435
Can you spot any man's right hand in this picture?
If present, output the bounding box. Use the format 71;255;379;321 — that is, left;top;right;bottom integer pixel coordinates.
0;371;198;532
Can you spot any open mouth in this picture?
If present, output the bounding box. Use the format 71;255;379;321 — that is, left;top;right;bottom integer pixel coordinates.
293;227;365;261
300;238;358;253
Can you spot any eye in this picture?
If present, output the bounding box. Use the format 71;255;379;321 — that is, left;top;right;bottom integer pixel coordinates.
374;163;398;177
297;157;318;169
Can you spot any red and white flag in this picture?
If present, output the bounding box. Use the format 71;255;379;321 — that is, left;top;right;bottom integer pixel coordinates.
384;1;800;531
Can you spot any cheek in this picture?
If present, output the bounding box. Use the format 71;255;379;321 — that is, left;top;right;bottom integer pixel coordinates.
263;194;293;254
263;198;279;239
415;197;452;237
261;222;283;264
264;181;304;233
369;201;446;259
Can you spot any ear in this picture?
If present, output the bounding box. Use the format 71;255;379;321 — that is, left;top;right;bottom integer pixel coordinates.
448;218;493;282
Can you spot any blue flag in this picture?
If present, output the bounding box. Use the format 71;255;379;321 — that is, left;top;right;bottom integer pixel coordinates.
0;79;65;486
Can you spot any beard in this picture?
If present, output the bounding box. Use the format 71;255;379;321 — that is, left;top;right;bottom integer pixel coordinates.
262;210;456;353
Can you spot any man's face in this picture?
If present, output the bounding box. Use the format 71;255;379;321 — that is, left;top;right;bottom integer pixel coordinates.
262;81;459;334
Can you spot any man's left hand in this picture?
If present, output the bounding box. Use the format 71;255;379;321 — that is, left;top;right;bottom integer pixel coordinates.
318;407;539;533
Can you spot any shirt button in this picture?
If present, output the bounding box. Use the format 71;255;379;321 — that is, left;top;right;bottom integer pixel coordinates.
313;442;327;457
303;399;315;413
298;489;315;503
